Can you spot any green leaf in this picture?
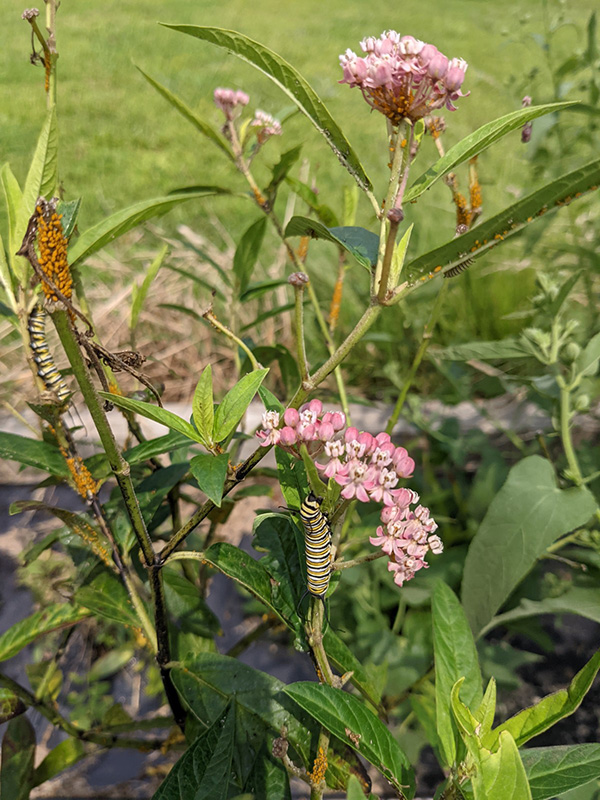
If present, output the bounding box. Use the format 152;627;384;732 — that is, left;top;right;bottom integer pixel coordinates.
485;650;600;750
275;447;309;511
521;744;600;800
266;145;303;198
239;278;289;303
124;431;193;464
252;513;305;620
1;716;35;800
389;223;414;287
346;774;368;799
0;431;70;476
285;176;339;227
162;25;372;192
404;159;600;286
190;452;230;507
136;67;234;160
0;231;16;312
240;301;297;332
462;456;597;636
163;567;220;641
1;162;23;272
152;705;236;800
233;217;267;297
548;271;583;317
576;331;600;378
0;605;89;662
56;198;81;239
31;738;86;788
213;368;269;442
322;629;383;710
89;648;135;682
192;364;215;448
98;393;201;442
405;102;575;202
0;690;26;724
10;501;116;571
75;571;141;629
433;338;533;361
69;190;228;267
473;730;532;800
433;581;483;767
258;385;284;414
284;216;379;269
130;244;169;330
284;682;414;797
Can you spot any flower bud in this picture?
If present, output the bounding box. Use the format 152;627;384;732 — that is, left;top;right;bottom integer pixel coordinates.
279;426;298;446
561;342;580;363
574;394;590;412
283;408;299;427
288;271;309;287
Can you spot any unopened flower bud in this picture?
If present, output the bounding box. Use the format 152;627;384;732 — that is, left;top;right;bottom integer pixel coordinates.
521;95;532;107
574;394;590;412
283;408;299;427
279;426;298;446
22;8;39;19
387;207;404;224
561;342;580;363
288;271;309;287
521;121;533;144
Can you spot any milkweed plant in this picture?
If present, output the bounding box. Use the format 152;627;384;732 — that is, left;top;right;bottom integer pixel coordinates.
1;4;599;800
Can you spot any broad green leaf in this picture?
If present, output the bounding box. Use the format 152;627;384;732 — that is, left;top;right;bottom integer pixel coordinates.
56;198;81;239
346;774;369;799
89;648;135;681
521;744;600;800
98;393;200;442
462;456;597;636
433;581;483;768
285;216;379;269
192;364;215;448
0;431;70;476
252;513;305;620
124;431;193;464
172;652;348;789
485;649;600;750
0;690;26;724
130;244;169;330
69;190;228;267
213;368;269;442
243;745;291;799
0;232;16;312
1;162;23;265
405;102;575;202
190;452;230;507
162;25;372;192
233;217;267;297
239;278;289;303
0;605;89;662
473;730;532;800
163;567;220;641
1;716;35;800
136;67;234;160
323;629;383;710
31;738;85;788
75;571;141;629
152;705;236;800
404;160;600;286
258;385;284;414
284;682;414;797
433;338;533;361
10;501;116;571
576;331;600;378
275;447;309;510
480;586;600;637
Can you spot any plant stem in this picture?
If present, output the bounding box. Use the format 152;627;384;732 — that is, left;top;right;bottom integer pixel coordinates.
557;376;583;485
203;307;260;370
332;550;386;570
386;280;449;435
294;281;309;381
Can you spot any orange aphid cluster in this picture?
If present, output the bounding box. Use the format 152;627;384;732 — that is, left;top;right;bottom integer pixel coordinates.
62;448;99;500
309;746;328;786
36;202;72;303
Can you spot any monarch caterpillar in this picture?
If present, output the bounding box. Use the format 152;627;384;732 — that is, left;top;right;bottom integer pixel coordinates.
443;257;474;278
300;492;333;600
28;305;70;404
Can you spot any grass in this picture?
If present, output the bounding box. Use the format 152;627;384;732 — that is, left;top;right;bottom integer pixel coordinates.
1;0;598;404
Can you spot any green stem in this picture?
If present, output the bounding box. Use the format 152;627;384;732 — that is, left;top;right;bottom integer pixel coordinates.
294;282;309;382
386;281;449;434
557;376;583;485
204;308;260;370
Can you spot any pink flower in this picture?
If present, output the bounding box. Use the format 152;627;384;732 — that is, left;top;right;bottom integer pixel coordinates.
367;467;399;505
214;88;249;119
251;109;282;144
279;426;298;447
283;408;299;427
393;447;415;478
335;459;374;502
322;411;346;431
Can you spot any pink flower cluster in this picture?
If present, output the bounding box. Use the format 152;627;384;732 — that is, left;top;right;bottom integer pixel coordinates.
339;31;469;125
213;88;249;119
257;400;442;587
250;109;282;144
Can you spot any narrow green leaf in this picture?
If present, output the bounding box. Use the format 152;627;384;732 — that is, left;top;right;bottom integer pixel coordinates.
161;25;372;192
0;232;16;312
31;738;85;788
462;456;597;636
56;198;81;239
166;263;224;299
239;278;289;303
69;190;227;267
389;223;414;287
190;452;229;507
346;774;368;799
474;679;497;739
284;682;414;797
433;581;483;768
0;430;70;476
9;501;116;571
98;393;201;442
75;571;141;629
548;271;583;317
285;176;339;227
258;385;284;414
403;160;600;286
130;244;169;330
136;67;234;160
124;431;193;464
192;364;215;448
233;217;267;297
405;102;575;202
266;145;303;197
240;301;297;332
485;650;600;750
0;605;89;662
433;338;532;362
213;368;269;442
521;744;600;800
158;303;205;324
576;331;600;378
285;216;379;269
0;690;26;724
1;162;23;267
1;716;35;800
18;107;58;249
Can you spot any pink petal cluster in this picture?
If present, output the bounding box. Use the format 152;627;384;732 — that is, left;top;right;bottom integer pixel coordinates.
339;31;469;125
256;400;442;587
250;109;283;144
213;87;250;119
